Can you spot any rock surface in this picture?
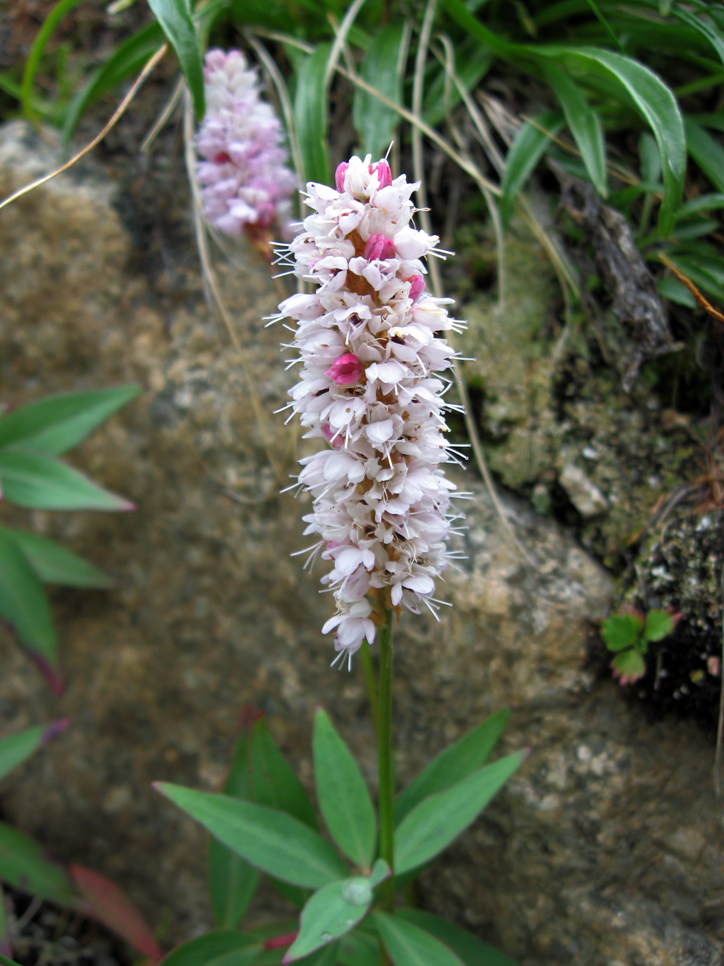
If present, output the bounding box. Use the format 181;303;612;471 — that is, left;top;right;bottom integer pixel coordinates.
0;122;723;965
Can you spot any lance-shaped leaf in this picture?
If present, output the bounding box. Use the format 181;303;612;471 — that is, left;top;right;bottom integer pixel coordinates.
394;709;510;826
0;527;57;666
2;528;113;588
526;46;685;235
337;928;379;966
0;451;133;512
0;720;68;783
251;715;317;829
283;874;376;963
685;118;724;193
160;930;260;966
0;822;73;904
353;23;408;160
155;784;348;888
70;866;163;962
146;0;205;120
394;752;525;875
0;954;23;966
209;711;259;929
544;64;607;196
373;912;465;966
313;710;375;870
294;43;331;186
0;386;141;456
397;910;518;966
500;111;564;227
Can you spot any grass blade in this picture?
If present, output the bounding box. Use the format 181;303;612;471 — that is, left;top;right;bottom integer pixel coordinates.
293;43;331;185
544;64;607;196
146;0;205;119
353;22;409;159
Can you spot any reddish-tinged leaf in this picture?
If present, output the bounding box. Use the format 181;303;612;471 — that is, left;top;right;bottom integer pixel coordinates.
70;866;162;962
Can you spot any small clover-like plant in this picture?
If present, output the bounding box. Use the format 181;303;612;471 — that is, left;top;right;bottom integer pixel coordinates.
0;385;139;691
602;608;679;685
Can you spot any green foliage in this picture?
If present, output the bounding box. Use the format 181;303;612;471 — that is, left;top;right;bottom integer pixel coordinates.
146;0;205;119
0;723;64;783
161;930;261;965
397;910;518;966
313;709;376;870
601;608;677;683
158;708;521;965
0;386;138;678
0;822;74;905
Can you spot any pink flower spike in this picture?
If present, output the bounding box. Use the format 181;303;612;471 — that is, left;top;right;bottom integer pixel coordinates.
335;161;349;192
371;159;392;188
325;352;363;385
407;274;425;301
364;233;396;261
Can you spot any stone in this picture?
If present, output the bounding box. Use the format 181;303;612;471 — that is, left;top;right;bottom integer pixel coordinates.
0;122;722;965
559;462;609;518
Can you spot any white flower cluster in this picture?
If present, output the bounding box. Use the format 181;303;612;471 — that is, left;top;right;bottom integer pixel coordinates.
276;156;466;668
196;49;296;236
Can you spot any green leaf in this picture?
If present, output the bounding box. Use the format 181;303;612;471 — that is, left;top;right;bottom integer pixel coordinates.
394;709;510;827
397;911;517;966
373;912;465;966
0;724;57;782
294;43;332;186
250;716;318;829
639;132;661;186
0;953;24;966
671;4;724;67
156;784;348;888
394;752;524;875
1;528;113;588
338;930;379;966
0;822;74;904
685;118;724;193
313;710;375;870
500;111;565;227
353;23;408;160
0;386;141;456
544;65;606;196
644;609;675;642
611;649;646;683
63;24;165;143
284;876;373;962
146;0;205;119
0;527;56;665
656;276;697;308
601;613;644;652
161;930;260;966
209;711;259;929
269;878;309;910
527;46;685;235
297;944;339;966
676;192;724;219
661;251;724;304
439;0;511;57
0;451;133;512
20;0;85;124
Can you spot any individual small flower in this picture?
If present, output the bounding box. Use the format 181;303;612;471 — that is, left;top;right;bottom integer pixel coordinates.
274;155;467;669
196;49;296;238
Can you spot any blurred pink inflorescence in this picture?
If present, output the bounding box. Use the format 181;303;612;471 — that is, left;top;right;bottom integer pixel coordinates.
274;155;467;669
196;49;296;237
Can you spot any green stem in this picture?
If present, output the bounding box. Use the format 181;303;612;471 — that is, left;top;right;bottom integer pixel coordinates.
377;607;395;915
360;643;379;738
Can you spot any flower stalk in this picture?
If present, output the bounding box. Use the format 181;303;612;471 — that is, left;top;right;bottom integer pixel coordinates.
377;605;395;915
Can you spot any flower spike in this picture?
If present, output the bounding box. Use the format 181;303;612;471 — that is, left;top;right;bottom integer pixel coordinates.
277;155;466;666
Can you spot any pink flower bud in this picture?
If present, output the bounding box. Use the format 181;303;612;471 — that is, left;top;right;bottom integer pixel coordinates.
364;233;396;261
371;160;392;188
325;352;363;385
321;423;345;449
335;162;349;192
407;274;425;301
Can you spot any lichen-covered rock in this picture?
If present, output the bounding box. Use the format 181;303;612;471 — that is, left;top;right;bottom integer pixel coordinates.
455;221;702;570
1;122;723;966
